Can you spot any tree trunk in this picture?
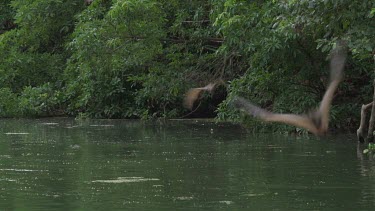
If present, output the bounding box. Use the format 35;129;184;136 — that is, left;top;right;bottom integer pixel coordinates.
366;79;375;143
357;102;373;142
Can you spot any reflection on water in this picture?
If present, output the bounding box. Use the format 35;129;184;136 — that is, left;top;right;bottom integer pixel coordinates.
92;177;160;183
0;118;374;210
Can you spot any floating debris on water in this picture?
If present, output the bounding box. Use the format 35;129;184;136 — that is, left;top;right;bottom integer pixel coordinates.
89;125;115;127
5;132;29;135
70;144;81;149
218;201;233;205
0;178;16;182
40;123;59;125
174;196;194;201
244;193;265;197
65;125;80;129
92;177;159;183
0;168;48;172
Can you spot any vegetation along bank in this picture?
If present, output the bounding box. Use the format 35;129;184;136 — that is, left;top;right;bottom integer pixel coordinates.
0;0;374;134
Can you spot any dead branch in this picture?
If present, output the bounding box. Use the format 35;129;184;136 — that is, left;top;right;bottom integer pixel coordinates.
357;102;373;142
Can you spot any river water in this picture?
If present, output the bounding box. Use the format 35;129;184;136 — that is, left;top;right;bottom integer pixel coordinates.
0;118;374;210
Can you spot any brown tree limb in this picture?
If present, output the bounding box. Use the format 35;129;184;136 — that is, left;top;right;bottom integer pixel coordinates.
358;51;375;143
366;79;375;143
357;102;373;142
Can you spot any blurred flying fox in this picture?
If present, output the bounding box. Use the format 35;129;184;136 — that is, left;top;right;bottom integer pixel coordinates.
232;41;347;135
184;41;347;135
183;80;225;110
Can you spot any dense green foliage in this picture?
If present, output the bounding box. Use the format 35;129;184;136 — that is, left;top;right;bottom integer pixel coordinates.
0;0;374;133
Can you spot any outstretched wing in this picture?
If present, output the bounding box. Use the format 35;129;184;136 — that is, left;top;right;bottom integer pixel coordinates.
318;41;348;130
232;96;319;134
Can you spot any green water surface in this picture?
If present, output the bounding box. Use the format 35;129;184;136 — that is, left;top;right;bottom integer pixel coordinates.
0;118;374;210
